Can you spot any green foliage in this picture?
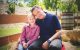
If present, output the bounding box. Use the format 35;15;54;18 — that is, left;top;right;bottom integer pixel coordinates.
43;0;60;11
27;0;45;10
43;0;78;12
58;1;78;12
75;0;80;11
38;1;46;10
71;3;78;12
7;3;15;14
18;3;24;7
44;0;53;11
28;0;38;7
44;0;51;10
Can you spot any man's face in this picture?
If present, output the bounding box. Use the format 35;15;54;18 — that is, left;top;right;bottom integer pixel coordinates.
32;8;45;19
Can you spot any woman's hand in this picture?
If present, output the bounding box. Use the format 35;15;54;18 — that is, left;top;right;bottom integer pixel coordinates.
23;43;28;48
42;41;49;50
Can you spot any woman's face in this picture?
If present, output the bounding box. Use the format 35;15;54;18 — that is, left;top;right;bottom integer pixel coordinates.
28;17;35;25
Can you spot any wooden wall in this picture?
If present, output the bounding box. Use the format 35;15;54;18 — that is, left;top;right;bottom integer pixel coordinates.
0;14;27;24
0;14;28;46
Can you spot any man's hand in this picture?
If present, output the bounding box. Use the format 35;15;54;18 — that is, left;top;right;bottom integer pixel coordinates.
23;43;28;48
42;41;49;50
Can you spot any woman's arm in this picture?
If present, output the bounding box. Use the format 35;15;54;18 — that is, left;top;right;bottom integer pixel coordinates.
27;26;40;46
20;26;26;44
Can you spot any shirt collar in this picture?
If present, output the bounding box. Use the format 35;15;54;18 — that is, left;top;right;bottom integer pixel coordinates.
28;24;36;29
45;12;49;19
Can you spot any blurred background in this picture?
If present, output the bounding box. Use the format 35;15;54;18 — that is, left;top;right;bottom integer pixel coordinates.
0;0;80;50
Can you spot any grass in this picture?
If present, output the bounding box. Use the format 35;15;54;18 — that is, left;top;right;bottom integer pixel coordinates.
0;41;17;50
0;24;22;50
0;44;9;50
0;27;22;37
77;48;80;50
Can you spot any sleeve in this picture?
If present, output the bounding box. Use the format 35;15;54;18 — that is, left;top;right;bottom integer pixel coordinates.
20;26;26;44
27;26;40;46
53;15;61;30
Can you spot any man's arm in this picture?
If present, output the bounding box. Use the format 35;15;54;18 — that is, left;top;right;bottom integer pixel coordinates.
49;30;62;41
49;15;62;41
42;30;62;50
42;15;62;49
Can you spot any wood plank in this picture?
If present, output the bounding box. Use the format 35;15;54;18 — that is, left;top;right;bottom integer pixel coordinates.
0;14;27;24
0;33;20;46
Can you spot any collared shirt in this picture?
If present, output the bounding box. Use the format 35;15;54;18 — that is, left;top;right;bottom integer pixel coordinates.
36;12;61;41
20;25;40;46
